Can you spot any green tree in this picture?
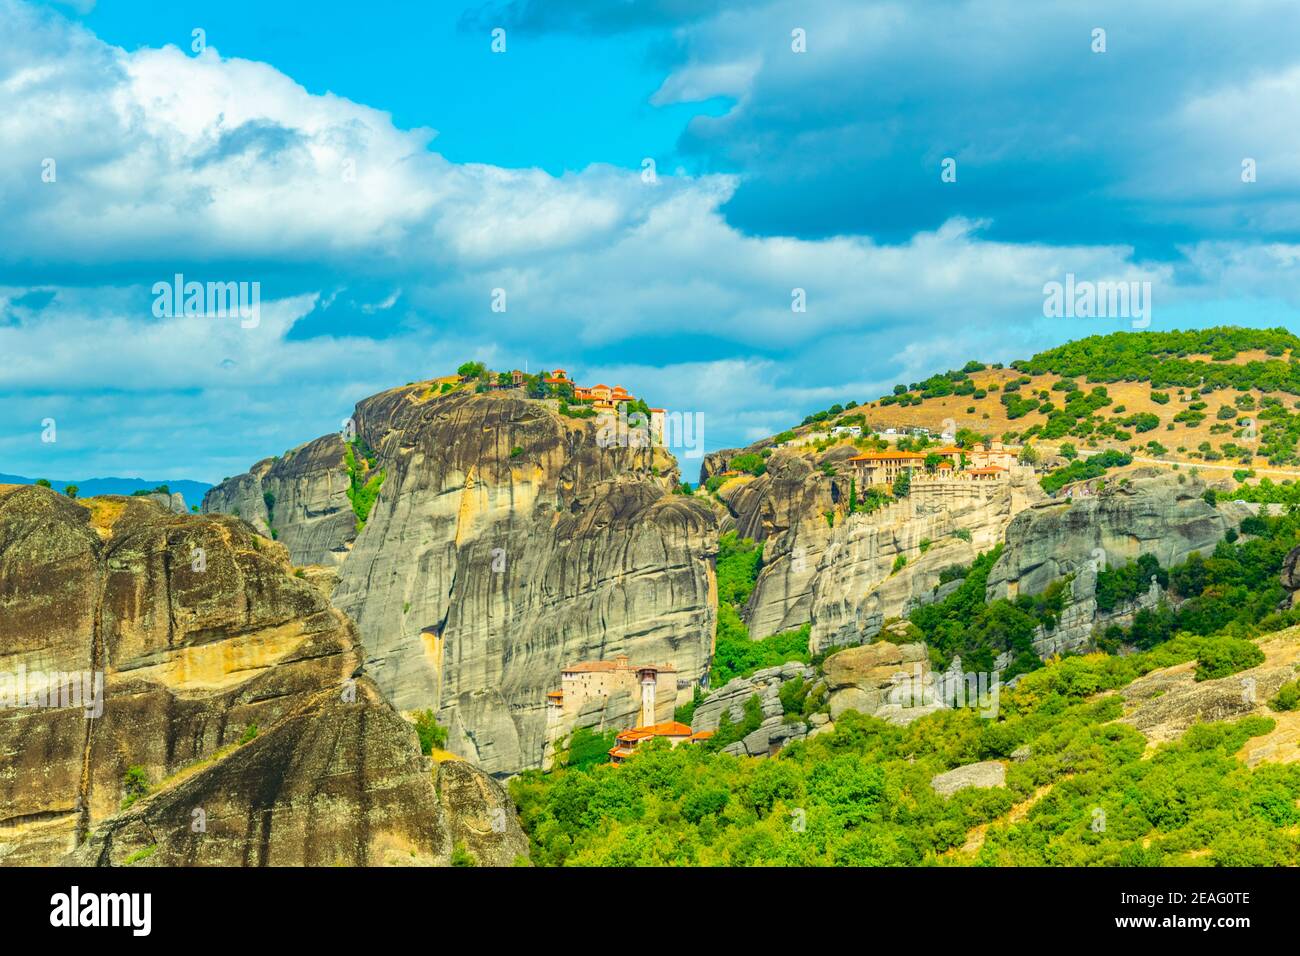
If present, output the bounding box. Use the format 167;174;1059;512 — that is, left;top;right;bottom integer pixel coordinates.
413;709;449;754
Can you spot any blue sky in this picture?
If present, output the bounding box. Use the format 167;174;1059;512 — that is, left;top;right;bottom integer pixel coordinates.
4;0;1300;482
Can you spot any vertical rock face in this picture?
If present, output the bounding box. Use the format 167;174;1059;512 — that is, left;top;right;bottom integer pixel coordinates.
714;447;1038;651
722;453;845;639
985;470;1248;655
209;387;720;777
0;485;525;866
802;477;1036;653
202;434;356;567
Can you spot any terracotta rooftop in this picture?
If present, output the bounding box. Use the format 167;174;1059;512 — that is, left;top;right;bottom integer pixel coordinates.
615;721;694;741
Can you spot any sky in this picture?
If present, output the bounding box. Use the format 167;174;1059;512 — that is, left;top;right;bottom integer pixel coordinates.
3;0;1300;482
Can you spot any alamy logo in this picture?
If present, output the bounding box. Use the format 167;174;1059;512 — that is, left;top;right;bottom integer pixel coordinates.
0;666;103;718
596;407;705;459
50;886;151;936
152;273;261;328
888;664;1000;718
1043;273;1151;328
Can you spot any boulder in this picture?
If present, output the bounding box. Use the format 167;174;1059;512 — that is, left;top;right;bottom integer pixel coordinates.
930;761;1006;797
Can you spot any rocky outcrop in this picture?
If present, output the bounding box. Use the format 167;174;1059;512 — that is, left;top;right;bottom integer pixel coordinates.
202;434;357;567
723;452;846;639
987;470;1249;655
700;448;742;484
1280;545;1300;608
68;686;526;868
212;388;720;777
1116;627;1300;765
807;476;1038;653
0;485;525;866
691;662;816;757
707;439;1040;651
930;761;1006;797
823;640;946;724
146;491;188;515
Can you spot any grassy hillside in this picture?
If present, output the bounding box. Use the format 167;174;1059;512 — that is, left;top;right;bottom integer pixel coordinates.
775;327;1300;479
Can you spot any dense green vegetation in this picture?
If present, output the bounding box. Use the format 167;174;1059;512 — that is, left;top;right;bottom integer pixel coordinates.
1015;327;1300;391
413;709;449;755
710;531;811;686
1090;509;1300;658
907;546;1061;680
512;631;1300;866
562;727;619;770
1039;449;1132;494
1228;477;1300;506
344;438;385;532
1095;553;1166;612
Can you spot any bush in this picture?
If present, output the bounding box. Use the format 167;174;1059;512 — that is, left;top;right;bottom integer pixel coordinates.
565;726;618;769
121;766;151;810
414;709;449;754
1194;637;1265;682
1268;678;1300;712
451;843;477;866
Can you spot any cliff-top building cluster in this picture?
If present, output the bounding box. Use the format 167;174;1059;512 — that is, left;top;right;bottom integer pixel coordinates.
848;440;1023;487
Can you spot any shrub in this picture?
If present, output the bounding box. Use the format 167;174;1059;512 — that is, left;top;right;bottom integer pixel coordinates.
1194;637;1265;682
413;709;449;754
1268;678;1300;712
451;843;478;867
121;766;151;810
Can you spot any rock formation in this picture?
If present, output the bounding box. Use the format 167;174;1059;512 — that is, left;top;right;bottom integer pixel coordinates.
721;452;847;639
930;761;1006;797
202;434;356;567
807;474;1039;653
690;662;817;757
0;485;526;866
823;639;947;725
987;470;1252;655
705;439;1042;652
208;388;719;776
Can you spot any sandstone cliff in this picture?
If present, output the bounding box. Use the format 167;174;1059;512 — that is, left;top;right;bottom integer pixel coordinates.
987;470;1252;655
202;434;356;567
208;388;719;776
706;440;1041;652
0;485;526;866
806;475;1041;653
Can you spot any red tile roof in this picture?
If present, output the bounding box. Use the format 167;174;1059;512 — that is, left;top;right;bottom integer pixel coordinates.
615;721;693;742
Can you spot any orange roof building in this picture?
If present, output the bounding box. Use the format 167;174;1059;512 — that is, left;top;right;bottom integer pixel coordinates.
848;449;926;486
608;721;708;764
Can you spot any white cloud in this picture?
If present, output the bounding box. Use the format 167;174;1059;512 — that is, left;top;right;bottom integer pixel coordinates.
1;0;1298;481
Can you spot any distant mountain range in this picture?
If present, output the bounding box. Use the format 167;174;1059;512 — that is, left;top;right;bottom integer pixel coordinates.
0;474;212;509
